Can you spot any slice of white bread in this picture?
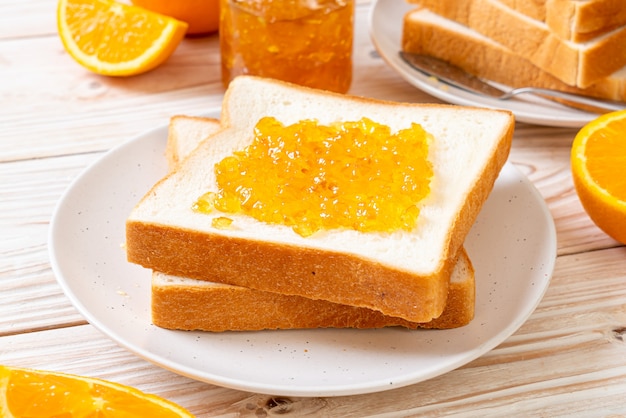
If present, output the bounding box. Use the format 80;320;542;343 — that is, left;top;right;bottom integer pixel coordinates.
402;8;626;103
544;0;626;42
152;248;474;331
411;0;626;88
487;0;546;22
165;115;222;169
151;115;475;330
471;0;626;42
126;76;513;323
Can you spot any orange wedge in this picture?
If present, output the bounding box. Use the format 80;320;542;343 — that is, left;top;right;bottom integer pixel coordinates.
0;365;193;417
57;0;188;76
571;110;626;244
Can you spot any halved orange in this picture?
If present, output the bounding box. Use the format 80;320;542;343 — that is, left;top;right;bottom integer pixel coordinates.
571;109;626;244
131;0;220;35
57;0;188;76
0;365;193;417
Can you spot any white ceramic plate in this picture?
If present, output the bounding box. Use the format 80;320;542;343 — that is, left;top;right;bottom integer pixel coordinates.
369;0;599;128
49;113;556;397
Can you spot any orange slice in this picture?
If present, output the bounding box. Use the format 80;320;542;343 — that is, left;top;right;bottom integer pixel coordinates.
571;109;626;244
57;0;188;76
0;365;193;417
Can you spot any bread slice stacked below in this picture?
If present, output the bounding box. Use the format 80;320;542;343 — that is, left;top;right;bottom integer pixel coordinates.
498;0;626;42
152;115;475;331
404;0;626;97
126;75;514;329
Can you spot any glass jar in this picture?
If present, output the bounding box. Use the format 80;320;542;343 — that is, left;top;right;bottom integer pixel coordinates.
219;0;354;94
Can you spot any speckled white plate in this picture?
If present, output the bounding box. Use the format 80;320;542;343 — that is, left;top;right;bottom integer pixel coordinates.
369;0;599;128
49;111;556;397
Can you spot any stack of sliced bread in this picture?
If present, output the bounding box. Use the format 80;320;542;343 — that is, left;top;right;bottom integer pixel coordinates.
126;76;514;332
402;0;626;102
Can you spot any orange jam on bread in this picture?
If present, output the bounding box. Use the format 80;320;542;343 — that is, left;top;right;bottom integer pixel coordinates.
197;117;433;237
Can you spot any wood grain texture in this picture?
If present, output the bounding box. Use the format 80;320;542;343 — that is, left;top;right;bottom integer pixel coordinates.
0;0;55;40
0;35;224;162
510;125;622;255
1;0;625;416
0;153;94;335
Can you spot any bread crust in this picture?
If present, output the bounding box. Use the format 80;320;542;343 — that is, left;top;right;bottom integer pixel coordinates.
128;221;453;322
151;250;475;331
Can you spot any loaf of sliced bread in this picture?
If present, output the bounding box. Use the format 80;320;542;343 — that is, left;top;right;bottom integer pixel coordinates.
150;115;476;331
402;8;626;103
411;0;626;88
126;76;513;323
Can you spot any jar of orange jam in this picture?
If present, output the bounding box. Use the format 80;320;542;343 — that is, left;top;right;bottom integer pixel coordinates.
219;0;354;93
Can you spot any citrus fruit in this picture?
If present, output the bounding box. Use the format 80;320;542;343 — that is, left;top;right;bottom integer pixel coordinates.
571;109;626;244
57;0;188;76
0;365;194;417
131;0;220;35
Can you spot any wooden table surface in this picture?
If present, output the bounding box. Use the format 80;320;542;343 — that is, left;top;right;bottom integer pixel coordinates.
2;1;626;416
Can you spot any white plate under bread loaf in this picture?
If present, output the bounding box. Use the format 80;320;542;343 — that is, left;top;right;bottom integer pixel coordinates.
126;76;513;324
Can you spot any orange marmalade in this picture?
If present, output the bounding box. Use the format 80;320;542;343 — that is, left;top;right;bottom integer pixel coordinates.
195;117;433;237
219;0;354;93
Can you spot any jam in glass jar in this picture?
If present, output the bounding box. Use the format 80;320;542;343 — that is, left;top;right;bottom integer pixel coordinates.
220;0;354;93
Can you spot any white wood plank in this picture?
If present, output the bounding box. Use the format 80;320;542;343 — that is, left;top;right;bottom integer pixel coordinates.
0;34;225;162
510;124;621;254
0;0;56;40
0;153;98;334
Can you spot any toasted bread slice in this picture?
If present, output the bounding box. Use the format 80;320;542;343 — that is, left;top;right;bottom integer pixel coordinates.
127;76;513;323
150;115;476;330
